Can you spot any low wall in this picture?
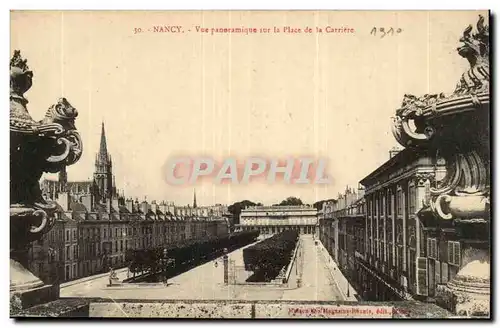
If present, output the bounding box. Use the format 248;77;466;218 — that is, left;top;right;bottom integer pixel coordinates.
86;299;453;319
283;238;301;284
14;297;453;318
60;267;128;288
105;283;168;290
317;240;358;301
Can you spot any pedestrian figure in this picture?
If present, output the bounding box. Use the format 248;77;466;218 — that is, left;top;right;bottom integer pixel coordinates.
108;267;115;286
214;260;218;268
109;267;117;286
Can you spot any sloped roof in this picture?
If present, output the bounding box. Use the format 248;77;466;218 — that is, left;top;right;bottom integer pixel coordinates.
118;205;130;214
94;203;108;214
70;201;89;213
53;202;73;221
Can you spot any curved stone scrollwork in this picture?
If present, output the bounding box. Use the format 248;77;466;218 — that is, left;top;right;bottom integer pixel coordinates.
391;16;489;151
429;150;489;221
40;98;83;168
391;93;445;147
10;49;83;290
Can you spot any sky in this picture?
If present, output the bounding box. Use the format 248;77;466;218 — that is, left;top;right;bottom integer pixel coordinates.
10;10;485;206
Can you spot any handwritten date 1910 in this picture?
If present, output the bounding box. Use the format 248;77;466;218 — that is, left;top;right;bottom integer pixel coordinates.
371;27;403;38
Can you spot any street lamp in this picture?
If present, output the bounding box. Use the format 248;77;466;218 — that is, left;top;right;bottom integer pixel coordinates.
163;248;168;284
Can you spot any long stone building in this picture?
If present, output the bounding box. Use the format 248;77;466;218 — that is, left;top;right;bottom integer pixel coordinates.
237;205;318;235
28;123;229;284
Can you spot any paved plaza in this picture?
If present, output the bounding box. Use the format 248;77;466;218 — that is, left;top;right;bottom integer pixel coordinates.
61;235;343;301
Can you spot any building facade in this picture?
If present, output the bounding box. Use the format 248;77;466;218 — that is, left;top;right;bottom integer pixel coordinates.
30;123;229;283
358;149;448;301
319;187;367;299
237;205;318;235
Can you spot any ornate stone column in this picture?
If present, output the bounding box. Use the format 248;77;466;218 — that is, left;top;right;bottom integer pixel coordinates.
391;16;490;317
10;50;83;313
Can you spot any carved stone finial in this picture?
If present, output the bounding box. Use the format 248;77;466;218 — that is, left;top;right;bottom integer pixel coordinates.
458;15;489;64
10;50;31;73
454;15;490;95
10;50;33;98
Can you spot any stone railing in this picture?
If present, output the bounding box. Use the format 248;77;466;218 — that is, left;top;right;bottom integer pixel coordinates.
13;298;453;318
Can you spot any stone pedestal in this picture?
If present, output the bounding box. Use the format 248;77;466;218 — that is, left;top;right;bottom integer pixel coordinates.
10;283;60;315
436;247;490;317
10;258;44;291
10;251;60;316
10;258;60;316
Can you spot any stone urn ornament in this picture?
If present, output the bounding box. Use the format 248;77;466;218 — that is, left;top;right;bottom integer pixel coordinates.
391;15;490;317
10;50;83;310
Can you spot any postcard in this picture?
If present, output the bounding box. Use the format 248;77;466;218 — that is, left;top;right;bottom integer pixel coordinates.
9;10;490;319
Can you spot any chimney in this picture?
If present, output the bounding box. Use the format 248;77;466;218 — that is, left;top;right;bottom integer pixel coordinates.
151;200;158;214
57;191;70;212
81;194;92;212
159;201;168;214
126;198;134;213
112;195;119;212
357;185;365;199
140;200;149;214
389;147;401;159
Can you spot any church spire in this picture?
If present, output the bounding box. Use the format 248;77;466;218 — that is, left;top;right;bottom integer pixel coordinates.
193;189;197;208
98;122;108;162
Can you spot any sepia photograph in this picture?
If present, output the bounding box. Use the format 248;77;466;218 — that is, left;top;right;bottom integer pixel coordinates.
9;9;491;319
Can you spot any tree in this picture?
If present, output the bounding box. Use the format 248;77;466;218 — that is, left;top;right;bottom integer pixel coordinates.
313;199;335;211
279;197;303;206
228;200;259;224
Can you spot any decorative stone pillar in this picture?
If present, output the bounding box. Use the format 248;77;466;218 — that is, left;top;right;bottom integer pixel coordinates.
391;16;490;317
10;50;83;313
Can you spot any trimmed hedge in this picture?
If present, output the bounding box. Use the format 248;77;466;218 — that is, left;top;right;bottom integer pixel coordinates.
243;230;299;280
126;230;259;274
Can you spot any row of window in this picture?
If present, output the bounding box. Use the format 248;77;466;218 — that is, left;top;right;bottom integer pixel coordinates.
240;226;316;234
64;225;192;243
366;183;418;217
64;256;125;281
64;236;176;260
427;238;461;266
